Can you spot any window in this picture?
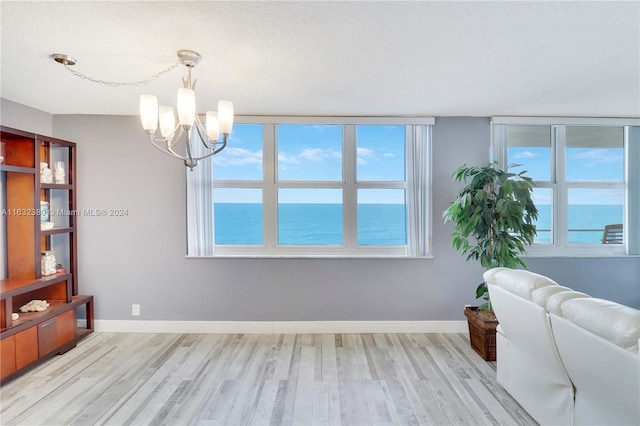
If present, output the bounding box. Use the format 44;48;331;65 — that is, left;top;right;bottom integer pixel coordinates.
187;117;433;257
492;117;640;256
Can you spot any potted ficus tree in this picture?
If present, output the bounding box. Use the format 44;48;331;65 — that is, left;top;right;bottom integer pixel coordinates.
443;162;538;361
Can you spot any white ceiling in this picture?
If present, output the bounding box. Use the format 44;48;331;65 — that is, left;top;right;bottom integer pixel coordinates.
1;1;639;118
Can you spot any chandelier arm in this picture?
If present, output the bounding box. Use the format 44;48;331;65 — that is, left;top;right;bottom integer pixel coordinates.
184;129;195;163
156;126;189;160
190;149;219;162
213;136;228;154
148;136;187;160
149;126;182;146
165;124;183;148
192;119;215;150
190;135;228;161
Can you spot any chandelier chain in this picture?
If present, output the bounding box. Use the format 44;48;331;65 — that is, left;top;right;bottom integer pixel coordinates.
63;62;181;87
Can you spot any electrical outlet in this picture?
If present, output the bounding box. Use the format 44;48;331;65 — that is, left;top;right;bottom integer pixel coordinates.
132;304;140;316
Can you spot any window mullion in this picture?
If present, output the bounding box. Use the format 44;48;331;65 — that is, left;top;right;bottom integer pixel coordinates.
555;125;567;247
343;125;357;249
626;126;640;254
491;124;508;168
263;124;278;249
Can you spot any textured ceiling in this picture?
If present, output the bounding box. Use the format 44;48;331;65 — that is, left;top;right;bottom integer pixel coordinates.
1;1;639;117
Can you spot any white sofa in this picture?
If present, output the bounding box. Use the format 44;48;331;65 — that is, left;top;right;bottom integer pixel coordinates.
484;267;640;426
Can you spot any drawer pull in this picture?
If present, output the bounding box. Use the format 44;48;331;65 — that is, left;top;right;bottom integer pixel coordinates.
40;320;55;328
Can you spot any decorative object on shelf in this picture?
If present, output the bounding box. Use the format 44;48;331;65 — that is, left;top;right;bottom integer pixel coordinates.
56;264;67;274
0;141;4;163
40;201;50;223
11;313;19;321
51;50;234;170
54;161;66;184
41;250;57;276
19;300;50;313
40;162;53;183
41;221;54;230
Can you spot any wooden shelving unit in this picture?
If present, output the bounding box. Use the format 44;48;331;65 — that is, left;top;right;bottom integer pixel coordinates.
0;125;94;384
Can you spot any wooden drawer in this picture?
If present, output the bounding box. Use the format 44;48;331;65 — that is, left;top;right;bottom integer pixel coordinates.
56;310;75;346
1;336;16;378
38;318;58;356
2;324;54;379
15;326;38;369
38;309;76;357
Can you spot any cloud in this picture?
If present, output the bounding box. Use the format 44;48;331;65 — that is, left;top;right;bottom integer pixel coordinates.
279;148;341;164
383;153;396;158
215;147;262;167
357;147;376;165
278;153;300;165
299;148;340;161
514;151;540;159
570;149;622;166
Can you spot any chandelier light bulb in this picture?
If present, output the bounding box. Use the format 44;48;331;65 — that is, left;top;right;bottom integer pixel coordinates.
218;100;234;134
177;88;196;127
159;106;176;138
139;95;158;133
206;111;220;141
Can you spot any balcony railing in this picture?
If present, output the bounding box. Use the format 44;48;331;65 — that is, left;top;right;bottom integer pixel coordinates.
534;227;623;245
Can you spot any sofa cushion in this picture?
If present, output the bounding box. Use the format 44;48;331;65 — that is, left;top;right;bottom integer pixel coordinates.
560;298;640;352
532;285;573;308
547;291;590;316
492;269;559;301
483;267;509;285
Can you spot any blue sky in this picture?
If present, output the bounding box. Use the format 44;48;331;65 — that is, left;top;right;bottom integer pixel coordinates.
214;124;406;203
509;146;624;205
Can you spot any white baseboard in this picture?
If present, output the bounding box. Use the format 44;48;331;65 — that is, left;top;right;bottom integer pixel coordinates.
94;320;468;334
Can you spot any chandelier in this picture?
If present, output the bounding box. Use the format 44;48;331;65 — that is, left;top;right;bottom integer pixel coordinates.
52;49;233;170
140;50;234;170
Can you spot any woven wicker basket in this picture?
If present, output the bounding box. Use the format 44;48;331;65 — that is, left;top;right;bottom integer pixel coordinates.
464;306;498;361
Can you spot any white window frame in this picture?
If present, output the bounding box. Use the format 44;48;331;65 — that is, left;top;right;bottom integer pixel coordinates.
492;116;640;257
188;116;434;258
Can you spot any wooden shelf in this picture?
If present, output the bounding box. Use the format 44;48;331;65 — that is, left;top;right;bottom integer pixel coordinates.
0;165;36;174
3;300;67;330
1;295;92;336
40;183;73;190
37;137;76;148
0;273;71;299
41;226;75;236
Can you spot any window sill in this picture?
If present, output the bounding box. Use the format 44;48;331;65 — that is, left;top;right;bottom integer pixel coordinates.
186;254;434;260
523;247;636;258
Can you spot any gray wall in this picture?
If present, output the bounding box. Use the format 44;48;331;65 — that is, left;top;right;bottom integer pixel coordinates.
1;98;52;135
2;100;638;320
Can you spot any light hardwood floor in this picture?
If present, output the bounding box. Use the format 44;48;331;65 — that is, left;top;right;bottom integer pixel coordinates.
0;332;536;425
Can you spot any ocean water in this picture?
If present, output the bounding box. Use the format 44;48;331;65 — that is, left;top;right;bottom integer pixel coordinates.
214;203;622;245
214;203;406;245
534;204;623;244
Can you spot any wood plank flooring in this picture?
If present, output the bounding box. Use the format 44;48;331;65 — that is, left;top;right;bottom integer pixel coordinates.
0;332;537;425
